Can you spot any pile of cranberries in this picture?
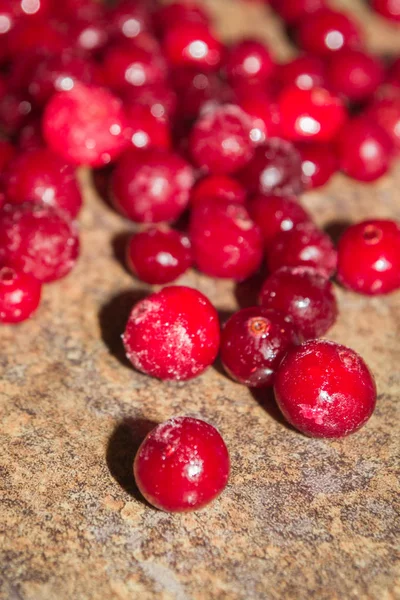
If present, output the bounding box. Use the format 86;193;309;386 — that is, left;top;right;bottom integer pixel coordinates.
0;0;399;512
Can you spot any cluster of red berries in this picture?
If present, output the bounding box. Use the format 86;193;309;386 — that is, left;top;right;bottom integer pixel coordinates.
0;0;399;512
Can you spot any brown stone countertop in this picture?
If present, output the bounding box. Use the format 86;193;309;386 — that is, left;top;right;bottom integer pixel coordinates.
1;1;400;599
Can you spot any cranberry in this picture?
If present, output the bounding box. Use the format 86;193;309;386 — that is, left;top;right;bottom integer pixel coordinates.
326;49;384;103
107;0;151;41
190;201;263;280
0;2;17;62
223;39;275;87
126;227;192;284
279;86;347;143
371;0;400;22
125;105;171;151
221;307;300;388
123;286;220;380
2;148;82;218
163;23;223;71
297;142;338;189
0;204;79;283
0;92;33;136
13;0;51;20
336;117;393;182
274;0;326;24
387;57;400;87
123;83;177;122
267;222;337;278
337;219;400;295
17;118;44;151
365;94;400;154
248;194;312;249
296;9;362;57
70;17;109;54
191;175;246;207
239;93;283;144
43;83;129;167
0;266;41;324
7;18;73;57
102;42;167;93
172;68;230;121
112;149;194;224
53;0;104;21
238;138;304;196
0;139;15;172
274;340;377;438
260;266;338;339
154;2;209;35
189;105;254;175
278;55;327;92
134;417;229;512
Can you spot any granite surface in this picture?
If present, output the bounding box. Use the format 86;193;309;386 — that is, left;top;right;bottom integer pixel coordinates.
1;1;400;599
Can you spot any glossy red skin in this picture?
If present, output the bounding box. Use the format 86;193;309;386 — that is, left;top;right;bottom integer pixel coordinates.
239;93;283;144
296;9;362;57
365;95;400;154
267;222;338;278
123;286;220;381
238;138;305;196
337;219;400;295
126;227;192;284
221;307;301;387
0;140;15;172
124;105;171;151
326;49;384;103
297;142;338;189
0;266;41;324
371;0;400;22
0;204;79;283
191;175;247;207
190;201;263;280
274;0;326;24
107;0;151;41
224;39;275;87
274;340;377;438
336;118;393;182
134;417;229;512
112;149;194;224
122;83;177;121
260;266;338;339
163;23;223;71
3;149;82;218
278;55;327;92
102;43;167;93
43;83;129;167
279;86;347;143
154;2;210;35
248;194;312;249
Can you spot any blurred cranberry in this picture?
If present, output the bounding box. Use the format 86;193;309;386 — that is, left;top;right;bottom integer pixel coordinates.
366;94;400;154
154;2;209;35
297;9;363;57
0;139;15;172
52;0;104;22
297;142;338;188
122;83;177;122
163;23;223;71
191;174;247;206
371;0;400;22
224;39;275;87
274;0;326;24
278;55;327;91
107;0;151;42
387;58;400;87
326;49;384;103
239;92;283;144
7;18;72;58
102;42;167;93
0;92;33;136
171;68;230;121
124;104;171;150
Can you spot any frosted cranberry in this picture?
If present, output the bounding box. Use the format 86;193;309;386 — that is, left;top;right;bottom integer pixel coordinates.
274;340;377;438
0;140;15;172
0;266;41;324
326;49;384;103
336;117;393;182
163;23;223;71
102;43;167;93
365;95;400;154
275;0;326;24
123;286;220;380
0;93;33;136
371;0;400;22
224;40;275;87
221;307;300;388
267;222;337;277
239;93;282;145
43;84;128;167
278;55;327;92
248;194;312;249
191;175;246;207
297;9;362;57
0;204;79;283
134;417;229;512
297;142;338;189
125;105;171;151
260;266;338;339
190;201;263;280
107;0;151;41
123;83;177;121
190;105;254;175
126;227;192;284
337;219;400;295
154;2;209;34
2;149;82;219
238;138;304;196
112;149;194;223
279;86;347;143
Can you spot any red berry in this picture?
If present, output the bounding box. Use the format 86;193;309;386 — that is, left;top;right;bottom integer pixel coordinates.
124;105;171;151
123;286;220;381
297;142;338;189
239;93;283;144
70;18;109;54
107;0;151;41
336;117;393;182
326;49;384;103
189;105;254;175
274;340;377;438
7;18;73;58
190;201;263;280
0;204;79;283
365;94;400;154
112;149;194;223
2;148;82;218
134;417;229;512
53;0;104;21
371;0;400;22
123;82;177;122
163;23;223;71
221;307;301;387
337;219;400;295
278;55;327;91
0;266;41;324
191;174;246;206
387;57;400;87
17;118;45;151
0;92;33;136
274;0;326;24
267;222;337;278
0;139;15;172
126;227;192;284
154;2;209;34
296;9;362;57
43;83;129;167
102;42;167;93
224;39;275;87
260;266;338;339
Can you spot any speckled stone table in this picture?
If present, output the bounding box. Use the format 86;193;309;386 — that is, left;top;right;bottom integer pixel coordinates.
1;2;400;599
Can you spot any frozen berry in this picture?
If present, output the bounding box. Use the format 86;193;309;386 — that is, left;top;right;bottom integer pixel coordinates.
260;266;338;339
123;286;220;380
297;9;362;57
221;307;301;387
0;204;79;283
326;49;384;103
163;22;223;71
190;201;263;280
224;39;275;87
102;42;167;93
274;340;377;438
371;0;400;22
134;417;229;512
0;266;41;324
112;149;194;223
125;105;171;151
337;219;400;295
191;175;246;207
274;0;326;24
365;94;400;154
239;93;283;144
297;142;338;189
278;55;327;91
